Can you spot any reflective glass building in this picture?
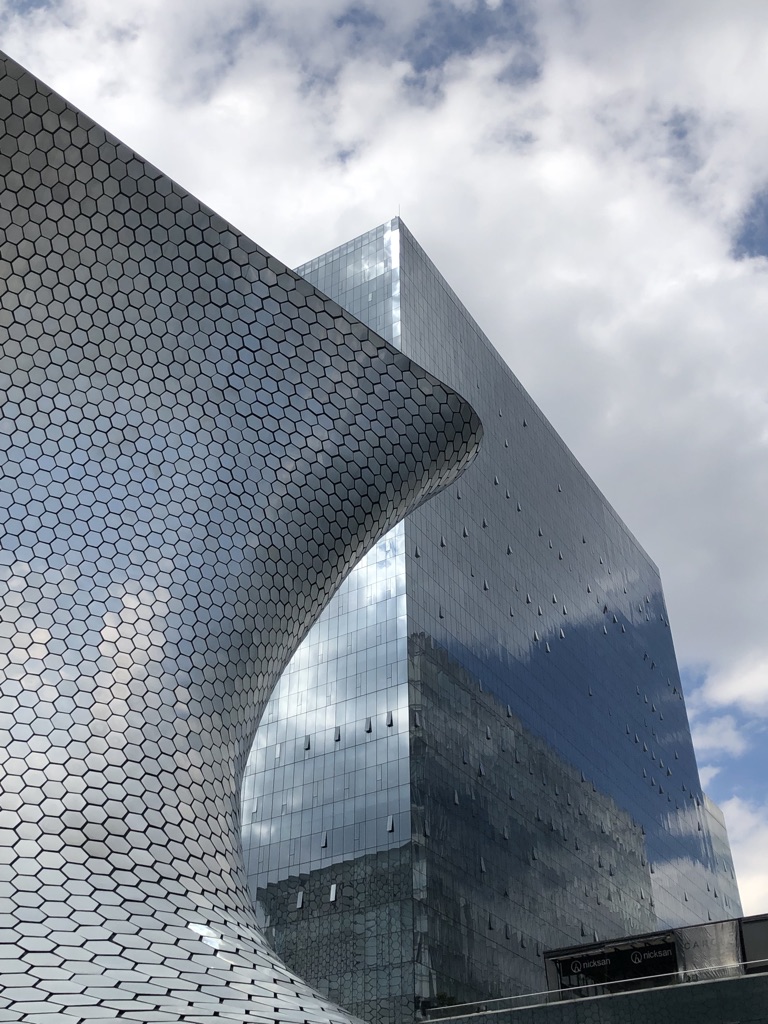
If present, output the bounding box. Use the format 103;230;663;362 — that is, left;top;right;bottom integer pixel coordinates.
240;218;741;1024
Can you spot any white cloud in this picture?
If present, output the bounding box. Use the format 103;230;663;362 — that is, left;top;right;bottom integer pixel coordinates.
721;796;768;916
698;764;721;788
691;715;750;757
700;655;768;715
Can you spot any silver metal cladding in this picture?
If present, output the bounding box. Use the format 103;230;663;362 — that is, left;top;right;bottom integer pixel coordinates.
0;51;481;1024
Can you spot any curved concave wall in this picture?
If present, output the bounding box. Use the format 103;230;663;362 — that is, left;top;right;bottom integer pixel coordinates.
0;52;481;1024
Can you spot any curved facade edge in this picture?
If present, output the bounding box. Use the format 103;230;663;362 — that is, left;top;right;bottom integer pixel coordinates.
0;51;481;1024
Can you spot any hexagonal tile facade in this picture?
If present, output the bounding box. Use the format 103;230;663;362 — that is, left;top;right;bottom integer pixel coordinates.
0;51;482;1024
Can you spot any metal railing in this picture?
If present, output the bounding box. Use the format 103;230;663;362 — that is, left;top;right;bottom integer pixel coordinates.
424;957;768;1020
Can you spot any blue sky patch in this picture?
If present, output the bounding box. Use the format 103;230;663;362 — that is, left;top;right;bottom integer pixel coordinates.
5;0;54;13
334;4;385;47
733;187;768;259
402;0;536;75
706;735;768;808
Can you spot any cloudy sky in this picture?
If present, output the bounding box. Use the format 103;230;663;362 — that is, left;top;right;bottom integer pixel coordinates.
2;0;768;914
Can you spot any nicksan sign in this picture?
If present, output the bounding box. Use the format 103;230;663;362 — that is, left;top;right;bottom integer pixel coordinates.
556;941;678;988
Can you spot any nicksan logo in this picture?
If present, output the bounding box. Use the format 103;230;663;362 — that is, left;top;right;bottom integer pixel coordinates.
631;948;673;964
570;957;610;973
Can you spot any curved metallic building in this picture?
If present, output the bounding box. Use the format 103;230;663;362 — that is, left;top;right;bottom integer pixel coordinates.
0;53;481;1024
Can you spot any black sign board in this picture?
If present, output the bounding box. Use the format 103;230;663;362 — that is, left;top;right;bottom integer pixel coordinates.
556;941;678;990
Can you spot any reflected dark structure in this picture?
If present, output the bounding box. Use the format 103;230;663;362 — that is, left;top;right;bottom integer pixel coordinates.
243;220;742;1024
0;55;481;1024
544;911;768;997
422;913;768;1024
